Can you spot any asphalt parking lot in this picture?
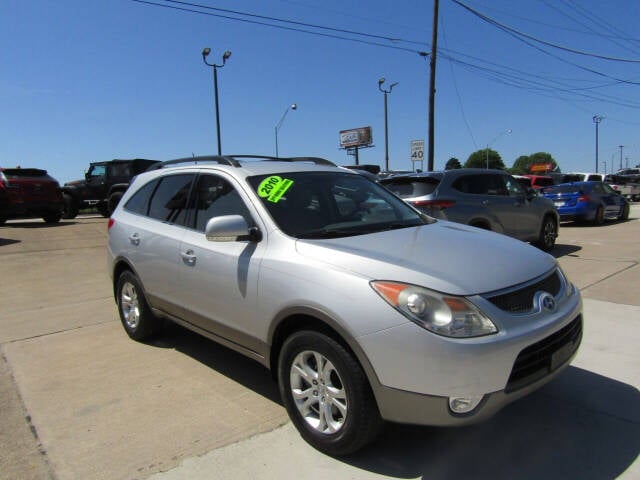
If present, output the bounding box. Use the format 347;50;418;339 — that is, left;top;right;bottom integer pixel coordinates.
1;210;639;480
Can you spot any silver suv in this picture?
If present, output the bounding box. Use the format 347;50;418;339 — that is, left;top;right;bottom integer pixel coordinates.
107;156;582;455
381;169;559;251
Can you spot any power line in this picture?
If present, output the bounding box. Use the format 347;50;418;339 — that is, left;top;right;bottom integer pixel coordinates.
451;0;640;62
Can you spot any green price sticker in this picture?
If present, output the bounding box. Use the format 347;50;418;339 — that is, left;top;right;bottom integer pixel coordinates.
257;176;294;203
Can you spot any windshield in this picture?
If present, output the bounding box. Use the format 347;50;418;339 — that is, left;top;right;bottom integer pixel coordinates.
247;171;426;239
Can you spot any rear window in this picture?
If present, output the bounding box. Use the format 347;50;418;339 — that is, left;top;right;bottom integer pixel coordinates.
382;176;440;197
2;168;48;178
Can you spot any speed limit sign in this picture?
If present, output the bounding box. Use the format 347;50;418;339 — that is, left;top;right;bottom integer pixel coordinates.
411;140;424;162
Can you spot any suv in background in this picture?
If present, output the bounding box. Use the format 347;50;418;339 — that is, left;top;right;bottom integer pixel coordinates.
108;155;582;455
62;158;159;218
381;169;559;251
0;167;63;225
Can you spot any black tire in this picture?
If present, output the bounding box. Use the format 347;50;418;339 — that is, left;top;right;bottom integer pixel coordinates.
278;331;382;456
534;215;557;252
97;203;110;218
593;205;605;226
108;191;124;215
42;213;62;224
0;216;6;225
115;270;161;341
62;193;78;219
619;203;630;221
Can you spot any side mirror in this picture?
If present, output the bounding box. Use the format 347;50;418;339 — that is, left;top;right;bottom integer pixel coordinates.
205;215;259;242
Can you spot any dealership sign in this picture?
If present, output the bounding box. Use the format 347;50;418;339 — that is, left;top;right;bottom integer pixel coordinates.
339;126;373;148
530;163;554;173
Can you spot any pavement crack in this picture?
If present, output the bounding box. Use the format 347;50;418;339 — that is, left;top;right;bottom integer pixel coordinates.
580;260;639;292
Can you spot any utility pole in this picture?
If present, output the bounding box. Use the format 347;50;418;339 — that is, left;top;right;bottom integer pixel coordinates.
593;115;603;173
427;0;439;171
619;145;624;171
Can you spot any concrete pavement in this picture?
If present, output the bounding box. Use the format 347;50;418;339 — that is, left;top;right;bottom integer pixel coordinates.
1;208;639;480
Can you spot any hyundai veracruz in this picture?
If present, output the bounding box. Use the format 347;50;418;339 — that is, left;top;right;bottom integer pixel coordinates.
107;156;582;455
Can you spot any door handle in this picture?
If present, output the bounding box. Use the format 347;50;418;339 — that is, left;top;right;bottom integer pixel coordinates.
181;249;197;266
129;233;140;246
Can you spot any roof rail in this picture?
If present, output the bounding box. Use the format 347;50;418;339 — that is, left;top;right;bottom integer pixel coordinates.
146;155;336;171
146;156;240;170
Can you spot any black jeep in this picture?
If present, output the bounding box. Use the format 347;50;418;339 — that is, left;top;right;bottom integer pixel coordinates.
62;159;159;219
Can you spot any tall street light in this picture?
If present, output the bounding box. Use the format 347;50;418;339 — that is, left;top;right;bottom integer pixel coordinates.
619;145;625;171
274;103;297;158
486;129;512;169
378;78;398;172
593;115;604;173
202;48;232;155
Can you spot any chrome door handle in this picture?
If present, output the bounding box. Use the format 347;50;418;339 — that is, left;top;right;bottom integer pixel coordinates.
129;233;140;246
181;249;197;266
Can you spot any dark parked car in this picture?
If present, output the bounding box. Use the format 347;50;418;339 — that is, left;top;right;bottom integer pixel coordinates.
380;169;559;251
541;181;630;224
0;167;63;224
62;158;159;218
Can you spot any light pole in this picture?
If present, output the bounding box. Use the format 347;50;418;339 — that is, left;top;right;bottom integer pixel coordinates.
274;103;297;158
593;115;603;173
202;48;232;155
485;129;512;169
619;145;625;171
378;78;398;172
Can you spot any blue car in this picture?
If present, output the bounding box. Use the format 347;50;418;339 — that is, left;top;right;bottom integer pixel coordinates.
542;181;630;225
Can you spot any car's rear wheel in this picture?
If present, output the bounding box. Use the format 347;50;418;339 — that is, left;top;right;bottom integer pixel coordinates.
0;217;6;225
108;192;124;215
619;204;630;221
535;215;556;252
116;270;161;341
593;206;605;225
278;331;382;456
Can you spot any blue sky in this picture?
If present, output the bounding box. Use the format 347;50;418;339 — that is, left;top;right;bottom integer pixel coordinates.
2;0;639;183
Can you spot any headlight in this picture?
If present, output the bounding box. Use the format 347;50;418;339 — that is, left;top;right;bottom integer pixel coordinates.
371;281;498;338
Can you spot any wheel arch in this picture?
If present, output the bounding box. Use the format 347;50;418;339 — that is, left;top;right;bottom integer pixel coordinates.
267;307;382;393
111;257;143;300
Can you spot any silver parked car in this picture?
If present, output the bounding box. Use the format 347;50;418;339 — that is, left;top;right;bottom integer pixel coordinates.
107;156;582;455
380;169;559;251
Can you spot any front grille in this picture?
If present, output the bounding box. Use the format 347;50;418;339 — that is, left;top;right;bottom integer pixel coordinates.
506;315;582;393
487;270;561;313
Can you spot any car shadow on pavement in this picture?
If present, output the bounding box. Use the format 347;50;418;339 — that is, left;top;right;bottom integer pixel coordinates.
0;238;21;247
3;221;78;228
551;243;581;258
345;366;639;480
148;322;282;405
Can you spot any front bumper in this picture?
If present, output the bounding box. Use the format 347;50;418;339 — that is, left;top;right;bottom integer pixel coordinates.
372;315;581;426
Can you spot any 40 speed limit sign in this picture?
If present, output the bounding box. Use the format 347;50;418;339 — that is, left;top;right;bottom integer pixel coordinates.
410;140;424;162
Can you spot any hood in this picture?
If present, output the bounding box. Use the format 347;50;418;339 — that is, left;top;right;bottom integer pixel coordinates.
295;221;556;296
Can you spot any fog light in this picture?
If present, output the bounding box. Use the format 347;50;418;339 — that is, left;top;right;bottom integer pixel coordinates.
448;395;484;414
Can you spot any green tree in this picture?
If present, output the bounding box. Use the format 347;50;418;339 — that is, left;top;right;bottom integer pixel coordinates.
445;157;462;170
511;155;531;174
464;149;506;170
511;152;559;174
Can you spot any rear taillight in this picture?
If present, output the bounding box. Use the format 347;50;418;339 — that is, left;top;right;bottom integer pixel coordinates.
108;218;115;230
411;199;456;209
577;195;590;202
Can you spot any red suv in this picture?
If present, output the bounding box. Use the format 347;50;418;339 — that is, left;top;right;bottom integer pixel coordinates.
0;167;64;225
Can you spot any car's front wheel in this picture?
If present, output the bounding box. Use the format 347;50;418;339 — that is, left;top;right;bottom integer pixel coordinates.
42;213;62;223
62;193;78;219
534;215;556;252
116;270;161;341
593;205;605;225
278;331;382;456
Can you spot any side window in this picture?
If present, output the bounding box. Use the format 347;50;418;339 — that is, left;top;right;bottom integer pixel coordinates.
503;176;526;196
88;165;106;178
148;174;194;225
124;178;160;215
108;163;132;178
189;174;254;232
453;175;506;195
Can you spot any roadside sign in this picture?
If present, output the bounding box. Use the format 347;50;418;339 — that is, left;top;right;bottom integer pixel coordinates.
411;140;424;162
